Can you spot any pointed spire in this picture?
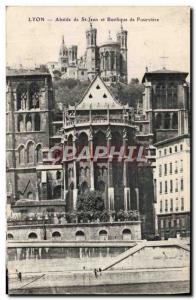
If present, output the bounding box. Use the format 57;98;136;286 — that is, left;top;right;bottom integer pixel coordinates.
108;30;112;41
120;20;123;31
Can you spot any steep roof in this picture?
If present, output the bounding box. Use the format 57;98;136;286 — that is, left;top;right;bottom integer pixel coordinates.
75;75;125;110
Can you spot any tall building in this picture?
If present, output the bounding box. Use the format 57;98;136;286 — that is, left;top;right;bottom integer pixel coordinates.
140;68;191;239
47;23;128;85
153;134;190;239
6;63;190;239
6;69;53;201
142;68;189;143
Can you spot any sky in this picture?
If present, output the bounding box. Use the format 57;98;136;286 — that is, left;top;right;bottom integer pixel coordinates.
6;6;190;82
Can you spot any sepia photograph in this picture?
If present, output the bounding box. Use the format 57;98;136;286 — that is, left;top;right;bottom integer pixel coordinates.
6;6;191;295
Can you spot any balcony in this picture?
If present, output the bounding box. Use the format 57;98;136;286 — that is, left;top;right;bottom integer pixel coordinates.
64;116;135;129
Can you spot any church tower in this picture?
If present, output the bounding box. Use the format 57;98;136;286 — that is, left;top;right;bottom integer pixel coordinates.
116;23;128;83
58;35;68;73
86;23;98;81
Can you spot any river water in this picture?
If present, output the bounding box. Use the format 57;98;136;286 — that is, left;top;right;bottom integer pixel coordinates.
11;281;190;295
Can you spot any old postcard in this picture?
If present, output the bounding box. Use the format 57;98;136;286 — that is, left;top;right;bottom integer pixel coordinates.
6;6;191;295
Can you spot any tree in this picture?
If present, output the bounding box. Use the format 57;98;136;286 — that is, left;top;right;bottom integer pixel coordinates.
109;82;144;108
53;77;144;111
76;191;105;221
130;78;139;84
53;78;89;108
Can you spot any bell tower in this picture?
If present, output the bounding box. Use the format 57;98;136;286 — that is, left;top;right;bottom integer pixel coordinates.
117;23;128;83
59;35;68;72
86;23;98;81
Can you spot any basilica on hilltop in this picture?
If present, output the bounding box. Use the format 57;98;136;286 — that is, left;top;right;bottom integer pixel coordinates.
47;23;128;85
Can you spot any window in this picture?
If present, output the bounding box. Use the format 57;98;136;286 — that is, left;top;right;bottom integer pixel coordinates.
34;114;41;131
181;197;184;211
181;178;184;191
181;218;185;227
161;219;164;228
172;113;178;129
176;198;179;211
177;219;180;227
27;142;35;164
169;147;172;154
159;150;162;157
36;144;42;163
170;199;173;212
160;182;162;194
175;179;178;192
165;181;168;194
164;164;167;176
165;199;168;212
175;161;178;173
159;165;162;177
160;200;163;212
170;180;173;193
18;145;25;165
28;232;38;239
170;162;172;174
100;230;109;241
7;233;14;240
164;148;167;156
180;160;183;172
180;144;183;151
164;113;170;129
56;170;61;180
175;145;178;152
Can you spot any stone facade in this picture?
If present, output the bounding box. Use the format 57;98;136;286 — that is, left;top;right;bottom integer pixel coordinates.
141;69;189;143
6;70;53;204
153;134;190;239
47;23;128;85
6;65;190;240
7;221;141;241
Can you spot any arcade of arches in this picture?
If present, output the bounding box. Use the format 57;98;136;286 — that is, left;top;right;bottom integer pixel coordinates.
63;128;139;213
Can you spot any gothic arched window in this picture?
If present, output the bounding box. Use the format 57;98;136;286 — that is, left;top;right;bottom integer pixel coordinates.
17;114;24;132
155;113;162;129
79;181;89;194
164;113;170;129
105;52;110;70
16;84;27;111
27;141;35;164
18;145;25;165
172;112;178;129
29;83;40;109
36;144;42;163
26;114;32;131
111;52;115;70
34;113;41;131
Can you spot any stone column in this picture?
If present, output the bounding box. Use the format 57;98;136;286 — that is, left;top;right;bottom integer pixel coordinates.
72;135;78;210
178;110;182;135
170;112;173;129
63;137;68;201
107;127;114;211
161;112;165;129
63;162;68;201
123;128;130;211
89;127;94;191
27;83;30;110
135;187;139;211
32;113;35;131
114;52;117;71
